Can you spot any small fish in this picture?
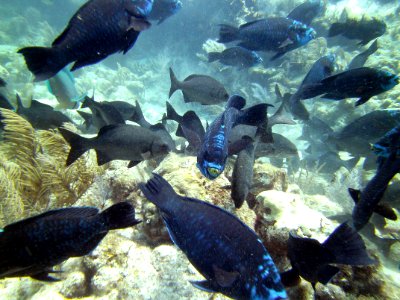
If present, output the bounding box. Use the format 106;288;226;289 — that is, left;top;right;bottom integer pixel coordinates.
59;124;170;167
139;174;287;300
81;95;125;128
18;0;153;81
197;95;270;180
347;39;378;70
288;55;335;120
218;17;316;60
149;0;182;24
299;67;399;106
46;67;85;109
280;222;375;289
328;17;386;45
287;0;326;26
350;125;400;230
130;100;176;151
231;141;257;209
169;68;229;105
0;202;140;281
16;94;72;130
208;46;263;68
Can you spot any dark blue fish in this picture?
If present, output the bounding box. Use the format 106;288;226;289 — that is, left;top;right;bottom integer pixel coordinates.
281;223;375;290
0;202;140;281
149;0;182;24
347;39;378;70
18;0;153;81
350;125;400;230
299;67;399;106
197;95;269;180
287;0;326;26
288;54;335;120
139;174;287;300
218;17;316;60
208;46;263;68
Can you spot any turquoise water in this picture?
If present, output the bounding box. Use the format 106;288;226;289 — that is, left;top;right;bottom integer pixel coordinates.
0;0;399;299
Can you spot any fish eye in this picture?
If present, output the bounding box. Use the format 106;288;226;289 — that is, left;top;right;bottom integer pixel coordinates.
207;167;221;178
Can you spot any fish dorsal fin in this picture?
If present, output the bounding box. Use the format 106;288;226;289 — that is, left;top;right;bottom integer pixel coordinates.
98;124;126;135
348;188;361;204
212;265;239;288
190;280;218;293
184;74;211;82
149;123;166;132
4;207;99;232
239;19;264;29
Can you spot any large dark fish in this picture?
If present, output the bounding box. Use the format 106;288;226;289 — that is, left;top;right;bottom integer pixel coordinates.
231;141;256;209
197;95;269;180
0;202;140;281
169;68;229;105
148;0;182;24
59;124;170;167
18;0;153;81
280;223;375;290
139;174;287;300
347;39;378;70
328;17;386;45
299;67;399;106
350;125;400;230
208;46;263;68
129;100;176;151
287;0;326;26
288;55;335;120
81;95;125;128
218;17;316;60
16;94;72;130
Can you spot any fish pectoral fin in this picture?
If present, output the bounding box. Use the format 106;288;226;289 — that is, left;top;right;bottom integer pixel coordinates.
128;17;152;32
278;38;294;49
316;265;340;285
190;280;218;293
141;151;152;160
31;272;61;282
355;96;371;106
96;150;113;166
348;188;361;204
213;265;239;288
374;203;398;221
128;160;141;168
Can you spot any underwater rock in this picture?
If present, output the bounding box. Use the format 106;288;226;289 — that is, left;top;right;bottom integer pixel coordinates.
59;271;87;298
252;161;288;194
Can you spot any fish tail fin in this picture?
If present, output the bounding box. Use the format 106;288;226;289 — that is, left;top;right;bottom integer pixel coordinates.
130;100;145;124
218;24;239;43
18;46;67;82
289;94;310;121
323;222;375;266
100;202;141;230
237;103;271;127
208;52;221;62
280;269;301;287
139;173;178;210
165;101;182;123
169;67;181;98
328;23;345;37
58;127;90;166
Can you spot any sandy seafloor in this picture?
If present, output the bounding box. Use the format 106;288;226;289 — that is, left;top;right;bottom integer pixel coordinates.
0;0;399;299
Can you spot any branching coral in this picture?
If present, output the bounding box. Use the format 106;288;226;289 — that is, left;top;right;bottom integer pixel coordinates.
0;109;102;226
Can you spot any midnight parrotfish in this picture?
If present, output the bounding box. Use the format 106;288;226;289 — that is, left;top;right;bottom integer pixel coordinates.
169;67;229;105
280;222;375;290
0;202;140;281
328;17;386;45
287;0;326;26
208;46;263;69
46;67;85;110
350;125;400;231
59;124;170;167
287;54;335;120
18;0;153;82
299;67;399;106
16;94;72;130
347;39;378;70
218;17;316;61
139;173;287;300
197;95;270;180
148;0;182;24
